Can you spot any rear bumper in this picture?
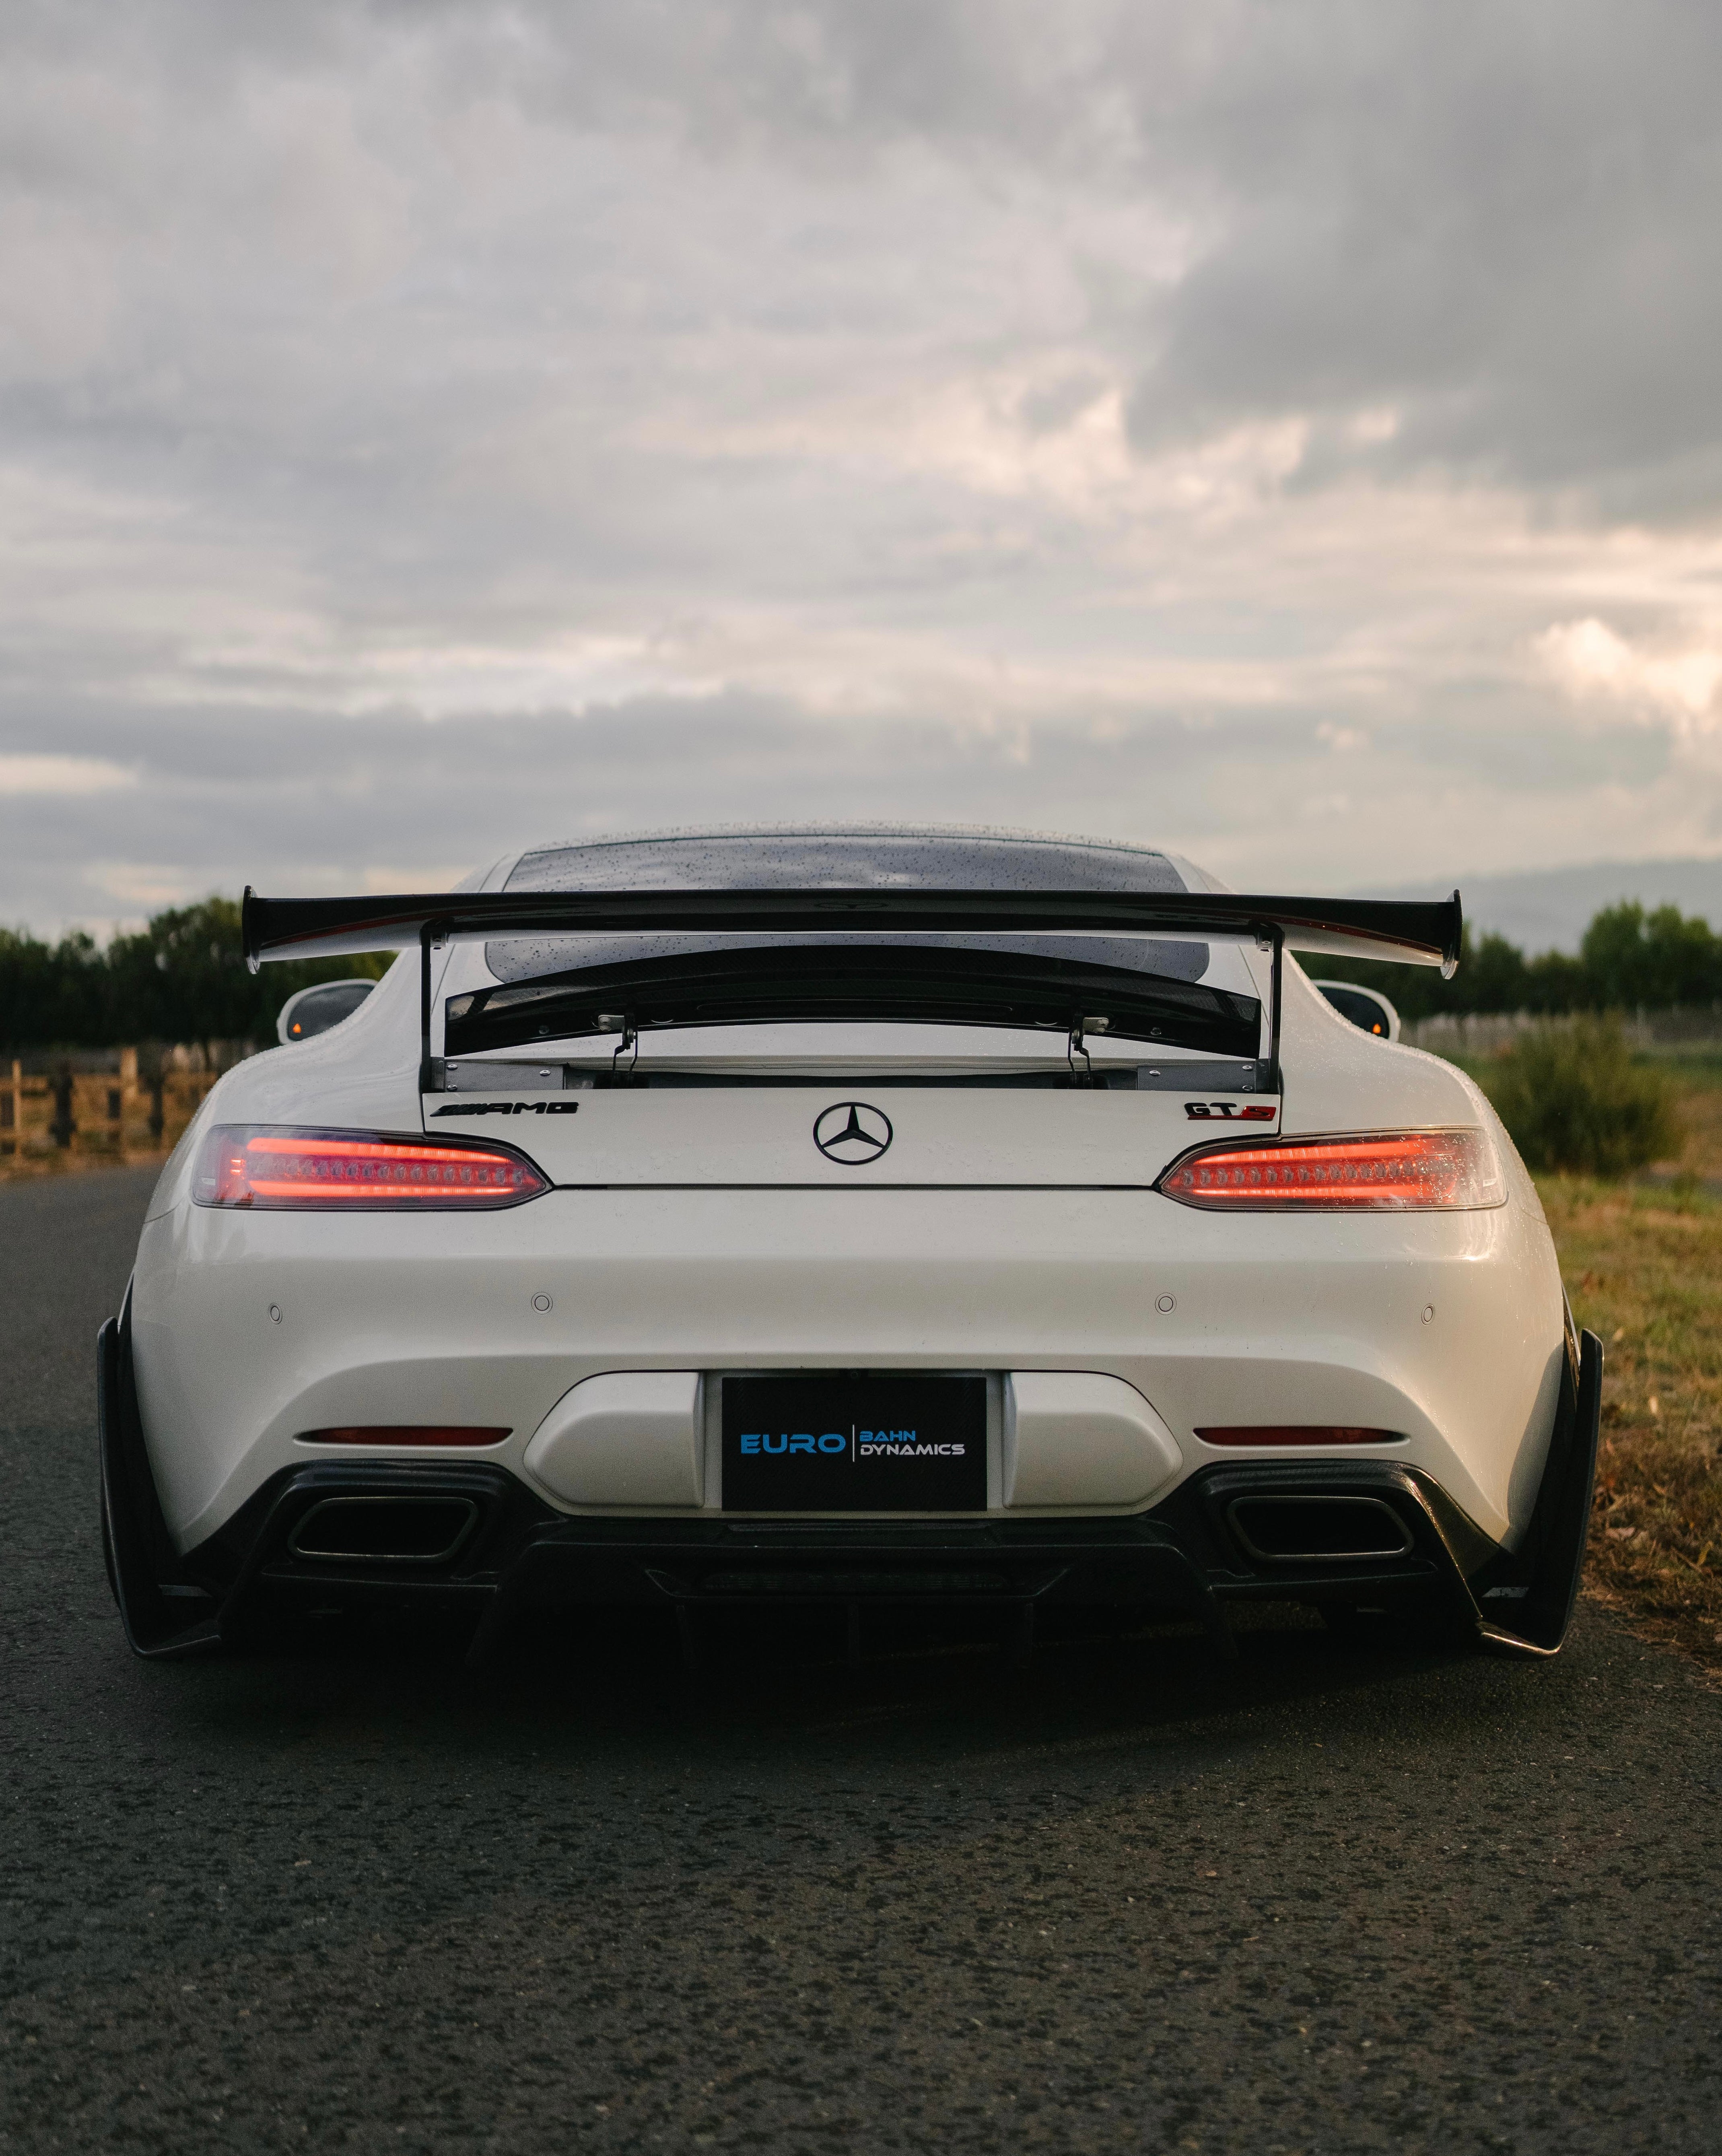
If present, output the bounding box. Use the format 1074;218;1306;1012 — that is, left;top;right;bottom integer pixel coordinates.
102;1297;1603;1661
131;1185;1568;1550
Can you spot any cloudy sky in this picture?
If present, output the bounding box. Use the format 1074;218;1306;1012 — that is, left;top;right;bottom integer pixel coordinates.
4;0;1722;933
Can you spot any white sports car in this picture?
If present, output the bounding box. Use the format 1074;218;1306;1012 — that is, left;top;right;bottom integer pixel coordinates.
98;826;1601;1665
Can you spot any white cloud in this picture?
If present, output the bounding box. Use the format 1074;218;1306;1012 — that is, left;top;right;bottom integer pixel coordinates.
360;863;482;894
0;754;136;796
85;862;202;906
1535;617;1722;732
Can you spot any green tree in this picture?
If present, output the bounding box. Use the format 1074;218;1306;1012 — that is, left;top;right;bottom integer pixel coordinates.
1316;900;1722;1018
0;929;113;1051
0;898;387;1055
1524;948;1587;1014
1579;901;1722;1010
1464;931;1533;1013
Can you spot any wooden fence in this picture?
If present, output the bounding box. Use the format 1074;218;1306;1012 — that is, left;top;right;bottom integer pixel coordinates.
0;1046;253;1164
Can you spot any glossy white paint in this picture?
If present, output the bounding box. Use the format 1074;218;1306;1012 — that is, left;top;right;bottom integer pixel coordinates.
1003;1372;1182;1509
1276;957;1476;1136
424;1081;1278;1188
522;1370;703;1508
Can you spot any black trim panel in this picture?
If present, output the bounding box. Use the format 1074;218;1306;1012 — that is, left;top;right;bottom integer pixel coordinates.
98;1297;222;1659
1466;1329;1604;1653
443;943;1261;1061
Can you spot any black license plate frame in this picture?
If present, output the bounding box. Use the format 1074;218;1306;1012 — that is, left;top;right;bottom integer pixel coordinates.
720;1372;989;1514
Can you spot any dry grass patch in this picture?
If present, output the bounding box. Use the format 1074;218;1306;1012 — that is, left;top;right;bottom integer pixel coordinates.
1661;1060;1722;1178
1541;1173;1722;1670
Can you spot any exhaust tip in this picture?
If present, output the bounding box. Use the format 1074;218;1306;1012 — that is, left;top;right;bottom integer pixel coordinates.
1227;1494;1413;1565
288;1495;479;1566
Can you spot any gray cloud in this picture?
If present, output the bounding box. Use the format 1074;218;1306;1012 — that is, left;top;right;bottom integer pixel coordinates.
4;680;1707;938
1111;4;1722;512
2;0;1722;932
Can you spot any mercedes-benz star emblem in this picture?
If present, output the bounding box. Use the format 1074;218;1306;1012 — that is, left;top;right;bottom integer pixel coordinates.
814;1101;894;1165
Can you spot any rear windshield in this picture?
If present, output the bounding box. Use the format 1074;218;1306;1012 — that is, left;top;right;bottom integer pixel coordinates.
487;827;1211;985
506;828;1190;895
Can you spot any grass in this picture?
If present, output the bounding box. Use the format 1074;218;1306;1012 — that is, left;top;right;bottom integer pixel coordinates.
1653;1065;1722;1178
1545;1172;1722;1672
1533;1046;1722;1670
1361;1036;1722;1663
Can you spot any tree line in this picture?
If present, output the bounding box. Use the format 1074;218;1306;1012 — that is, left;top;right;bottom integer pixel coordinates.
0;898;386;1055
1;890;1719;1052
1318;898;1722;1023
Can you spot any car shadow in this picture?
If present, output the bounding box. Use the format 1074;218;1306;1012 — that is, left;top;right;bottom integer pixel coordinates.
151;1595;1553;1783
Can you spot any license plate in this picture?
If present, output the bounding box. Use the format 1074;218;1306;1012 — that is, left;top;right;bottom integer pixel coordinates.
721;1373;988;1513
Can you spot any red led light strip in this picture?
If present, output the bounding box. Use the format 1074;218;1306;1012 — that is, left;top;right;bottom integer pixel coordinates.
242;1134;531;1201
195;1125;548;1209
1161;1130;1496;1211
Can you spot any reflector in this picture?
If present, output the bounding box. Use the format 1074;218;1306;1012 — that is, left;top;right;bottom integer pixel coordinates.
193;1125;548;1210
297;1426;511;1446
1160;1128;1503;1210
1196;1426;1401;1446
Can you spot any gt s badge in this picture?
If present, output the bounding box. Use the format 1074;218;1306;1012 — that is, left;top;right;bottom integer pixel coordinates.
1184;1101;1276;1120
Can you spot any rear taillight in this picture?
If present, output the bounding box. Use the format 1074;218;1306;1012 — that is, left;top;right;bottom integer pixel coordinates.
1160;1129;1503;1211
192;1125;548;1210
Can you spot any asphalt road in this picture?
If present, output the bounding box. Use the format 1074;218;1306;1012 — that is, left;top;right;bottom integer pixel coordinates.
4;1167;1721;2154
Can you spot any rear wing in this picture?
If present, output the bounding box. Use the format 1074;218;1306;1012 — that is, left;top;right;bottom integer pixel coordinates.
241;884;1461;1090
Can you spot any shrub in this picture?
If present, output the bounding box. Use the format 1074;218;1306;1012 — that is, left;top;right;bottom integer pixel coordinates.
1486;1017;1683;1177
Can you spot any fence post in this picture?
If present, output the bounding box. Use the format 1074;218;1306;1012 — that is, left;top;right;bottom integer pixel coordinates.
49;1063;76;1148
138;1045;166;1143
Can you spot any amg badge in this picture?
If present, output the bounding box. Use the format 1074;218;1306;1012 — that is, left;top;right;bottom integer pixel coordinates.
432;1101;580;1117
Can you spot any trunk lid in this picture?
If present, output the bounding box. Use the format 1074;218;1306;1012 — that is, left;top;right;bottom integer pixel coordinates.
422;1058;1277;1188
